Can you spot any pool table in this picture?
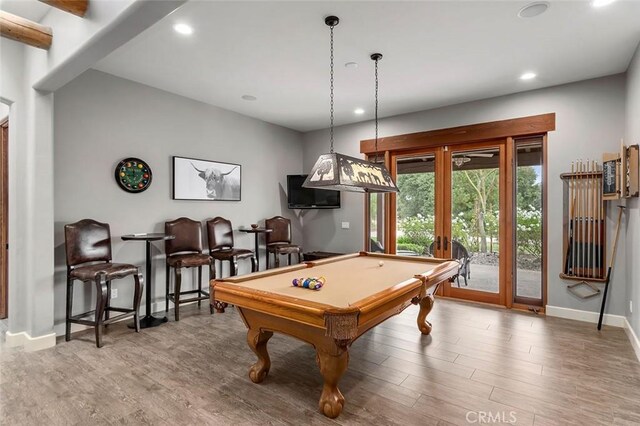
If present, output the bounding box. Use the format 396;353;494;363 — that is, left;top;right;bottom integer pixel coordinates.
210;252;458;418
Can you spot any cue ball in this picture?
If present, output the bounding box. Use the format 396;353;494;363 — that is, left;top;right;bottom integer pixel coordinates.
379;261;384;267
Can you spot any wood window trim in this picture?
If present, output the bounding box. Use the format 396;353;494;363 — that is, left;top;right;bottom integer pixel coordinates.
360;113;555;154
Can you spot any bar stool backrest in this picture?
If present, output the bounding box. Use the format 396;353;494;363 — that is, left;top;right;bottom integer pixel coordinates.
165;217;203;256
64;219;112;267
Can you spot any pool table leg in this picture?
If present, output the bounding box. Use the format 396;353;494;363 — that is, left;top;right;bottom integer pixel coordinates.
316;344;349;419
417;294;435;335
247;328;273;383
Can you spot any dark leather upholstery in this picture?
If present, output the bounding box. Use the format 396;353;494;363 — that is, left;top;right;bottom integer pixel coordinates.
266;243;300;254
206;217;234;250
264;216;302;269
64;219;142;348
64;219;112;266
164;217;213;321
206;217;256;279
70;263;138;281
165;217;203;255
166;253;212;268
209;248;253;260
266;216;292;245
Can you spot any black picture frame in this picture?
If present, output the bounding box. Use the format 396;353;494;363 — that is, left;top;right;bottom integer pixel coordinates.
172;155;241;201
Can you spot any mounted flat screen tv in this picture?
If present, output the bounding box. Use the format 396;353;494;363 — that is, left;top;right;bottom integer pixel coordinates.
287;175;341;209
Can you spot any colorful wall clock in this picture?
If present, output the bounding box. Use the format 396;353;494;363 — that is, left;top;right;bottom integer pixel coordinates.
115;158;152;193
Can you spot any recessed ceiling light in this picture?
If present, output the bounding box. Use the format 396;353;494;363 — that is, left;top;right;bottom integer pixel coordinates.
241;95;257;101
518;2;550;18
345;62;359;69
592;0;616;7
354;108;365;115
173;23;193;35
520;72;537;80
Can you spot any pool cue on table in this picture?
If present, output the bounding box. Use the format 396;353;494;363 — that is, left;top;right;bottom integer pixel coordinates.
597;205;625;330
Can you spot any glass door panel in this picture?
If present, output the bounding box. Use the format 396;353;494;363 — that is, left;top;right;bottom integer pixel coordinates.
368;192;385;252
514;140;543;304
395;154;437;257
449;147;502;295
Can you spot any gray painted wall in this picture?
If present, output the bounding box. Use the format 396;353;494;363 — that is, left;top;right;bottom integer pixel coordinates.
54;70;303;335
302;74;628;316
626;41;640;336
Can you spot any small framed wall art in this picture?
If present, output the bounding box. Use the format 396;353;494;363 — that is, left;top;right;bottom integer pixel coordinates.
115;158;152;193
173;156;241;201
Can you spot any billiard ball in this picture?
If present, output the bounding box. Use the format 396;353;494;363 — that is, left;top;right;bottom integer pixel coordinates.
379;261;384;267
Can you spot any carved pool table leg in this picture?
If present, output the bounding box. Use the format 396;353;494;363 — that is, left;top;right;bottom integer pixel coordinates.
417;294;435;335
316;345;349;419
247;328;273;383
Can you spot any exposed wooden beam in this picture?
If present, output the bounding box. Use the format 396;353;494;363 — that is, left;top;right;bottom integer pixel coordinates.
39;0;88;17
0;11;52;50
360;113;556;154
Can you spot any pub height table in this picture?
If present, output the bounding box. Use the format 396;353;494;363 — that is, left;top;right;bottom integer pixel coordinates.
121;233;175;328
239;226;273;271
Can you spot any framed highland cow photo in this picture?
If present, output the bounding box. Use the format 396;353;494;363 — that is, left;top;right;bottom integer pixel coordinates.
172;156;241;201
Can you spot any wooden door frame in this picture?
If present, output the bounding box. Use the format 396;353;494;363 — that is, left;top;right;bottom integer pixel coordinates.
1;117;8;319
361;113;554;310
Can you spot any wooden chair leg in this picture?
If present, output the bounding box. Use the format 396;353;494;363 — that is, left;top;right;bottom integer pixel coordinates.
231;259;238;276
94;275;108;348
198;266;202;307
65;276;73;342
251;255;257;273
174;267;182;321
209;261;215;314
133;272;143;332
104;280;112;325
165;263;170;312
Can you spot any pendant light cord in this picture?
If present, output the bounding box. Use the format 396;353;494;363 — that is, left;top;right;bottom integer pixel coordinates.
374;56;379;165
329;24;335;153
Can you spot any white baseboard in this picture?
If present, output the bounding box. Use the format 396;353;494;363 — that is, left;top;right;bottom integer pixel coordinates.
545;305;627;328
5;330;56;352
624;319;640;362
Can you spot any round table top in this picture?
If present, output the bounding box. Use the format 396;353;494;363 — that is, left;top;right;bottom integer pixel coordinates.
239;227;273;234
121;233;176;241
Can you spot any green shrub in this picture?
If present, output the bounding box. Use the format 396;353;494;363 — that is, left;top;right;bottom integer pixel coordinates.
397;243;425;254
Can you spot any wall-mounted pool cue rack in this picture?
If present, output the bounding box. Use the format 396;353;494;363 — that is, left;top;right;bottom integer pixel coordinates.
560;160;606;284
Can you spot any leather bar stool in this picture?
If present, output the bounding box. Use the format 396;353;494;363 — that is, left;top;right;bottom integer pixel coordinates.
165;218;214;321
265;216;302;269
64;219;143;348
206;217;257;277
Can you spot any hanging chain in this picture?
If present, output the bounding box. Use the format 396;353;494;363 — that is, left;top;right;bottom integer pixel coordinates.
329;24;335;153
374;57;379;164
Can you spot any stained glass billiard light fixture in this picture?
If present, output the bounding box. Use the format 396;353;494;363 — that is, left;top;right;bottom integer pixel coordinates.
303;16;398;193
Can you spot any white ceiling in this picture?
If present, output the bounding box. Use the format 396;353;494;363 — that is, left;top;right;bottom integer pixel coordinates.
0;0;50;22
94;1;640;132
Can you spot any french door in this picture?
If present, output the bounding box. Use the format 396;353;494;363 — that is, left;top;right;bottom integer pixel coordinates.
389;140;507;305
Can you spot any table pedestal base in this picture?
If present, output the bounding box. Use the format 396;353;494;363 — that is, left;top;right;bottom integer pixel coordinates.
128;315;168;329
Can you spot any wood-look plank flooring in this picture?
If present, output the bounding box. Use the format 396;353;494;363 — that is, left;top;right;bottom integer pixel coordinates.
1;299;639;425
